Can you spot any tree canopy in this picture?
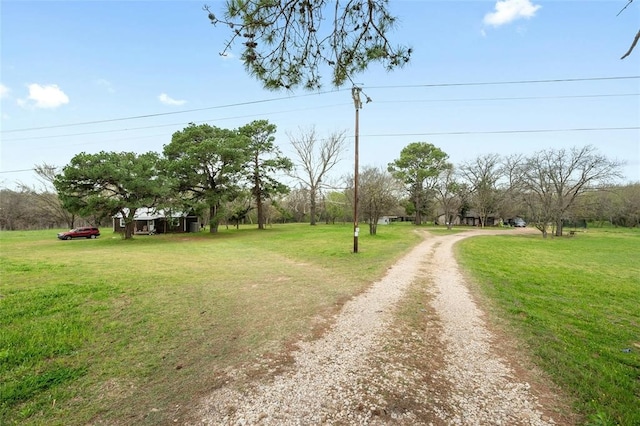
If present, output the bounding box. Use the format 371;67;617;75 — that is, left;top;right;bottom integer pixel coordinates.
388;142;449;225
239;120;293;229
163;123;250;233
433;165;462;230
515;145;622;237
459;154;502;228
205;0;410;90
54;151;168;239
354;166;403;235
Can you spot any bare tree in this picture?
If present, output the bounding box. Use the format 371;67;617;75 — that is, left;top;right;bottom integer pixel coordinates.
498;154;527;222
517;145;623;238
289;127;346;225
18;163;76;228
347;166;403;235
459;154;502;227
433;165;462;230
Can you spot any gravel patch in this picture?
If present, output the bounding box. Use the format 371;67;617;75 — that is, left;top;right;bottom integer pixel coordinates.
196;230;559;425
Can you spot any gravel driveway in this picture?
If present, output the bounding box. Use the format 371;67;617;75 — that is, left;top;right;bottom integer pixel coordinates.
197;230;567;425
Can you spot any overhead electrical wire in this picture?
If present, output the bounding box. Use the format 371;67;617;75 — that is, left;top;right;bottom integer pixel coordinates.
0;91;342;133
1;75;638;134
363;75;640;90
361;126;639;138
2;93;637;143
1;103;352;142
1;126;638;175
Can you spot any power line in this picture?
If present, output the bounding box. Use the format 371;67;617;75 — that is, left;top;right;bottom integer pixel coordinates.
1;126;637;175
0;169;34;174
375;93;639;104
364;75;640;90
2;93;637;143
1;103;351;143
2;75;638;134
0;90;348;134
360;126;640;138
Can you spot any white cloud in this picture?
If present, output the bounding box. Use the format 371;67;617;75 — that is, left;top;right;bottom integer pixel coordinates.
158;93;187;106
18;83;69;109
0;83;10;99
484;0;541;27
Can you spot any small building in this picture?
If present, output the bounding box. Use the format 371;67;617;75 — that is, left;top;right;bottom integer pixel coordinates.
113;208;199;234
377;215;396;225
436;210;500;226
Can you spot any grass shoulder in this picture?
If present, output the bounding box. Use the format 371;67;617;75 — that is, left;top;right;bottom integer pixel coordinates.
456;229;640;425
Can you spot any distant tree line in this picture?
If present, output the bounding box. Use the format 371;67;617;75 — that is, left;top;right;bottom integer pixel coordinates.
1;132;635;238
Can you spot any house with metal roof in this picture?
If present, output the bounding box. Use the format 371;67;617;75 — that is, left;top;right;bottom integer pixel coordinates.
113;208;200;234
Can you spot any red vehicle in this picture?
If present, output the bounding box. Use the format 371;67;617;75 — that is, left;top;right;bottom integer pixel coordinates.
57;227;101;240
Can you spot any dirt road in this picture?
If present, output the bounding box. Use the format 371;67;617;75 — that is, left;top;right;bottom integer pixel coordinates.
196;230;569;425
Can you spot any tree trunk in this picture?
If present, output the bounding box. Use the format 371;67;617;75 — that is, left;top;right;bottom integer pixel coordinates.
310;188;317;225
446;213;454;230
555;218;563;237
414;194;422;225
123;210;136;239
257;195;264;230
67;214;75;229
209;205;219;233
124;222;133;239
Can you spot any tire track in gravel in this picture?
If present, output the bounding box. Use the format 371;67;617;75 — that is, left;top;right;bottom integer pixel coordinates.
196;230;561;425
428;232;556;425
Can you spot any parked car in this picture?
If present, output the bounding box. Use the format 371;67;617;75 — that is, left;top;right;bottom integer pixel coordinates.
513;218;527;227
57;227;100;240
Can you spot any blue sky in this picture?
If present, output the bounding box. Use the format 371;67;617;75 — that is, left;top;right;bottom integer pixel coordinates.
1;0;639;189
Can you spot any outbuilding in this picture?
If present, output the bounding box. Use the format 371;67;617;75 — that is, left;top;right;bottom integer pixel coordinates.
113;208;200;234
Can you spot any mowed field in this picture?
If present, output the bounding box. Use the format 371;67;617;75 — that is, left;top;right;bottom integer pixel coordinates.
1;223;638;425
0;223;422;425
457;228;640;425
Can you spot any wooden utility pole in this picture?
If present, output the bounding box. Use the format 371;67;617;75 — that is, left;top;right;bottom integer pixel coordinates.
352;87;362;253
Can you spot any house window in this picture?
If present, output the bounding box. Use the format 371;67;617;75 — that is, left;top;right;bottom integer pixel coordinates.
119;218;125;228
170;217;180;228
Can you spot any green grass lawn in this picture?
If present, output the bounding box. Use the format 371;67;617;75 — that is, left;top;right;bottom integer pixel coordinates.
2;224;639;425
457;228;640;425
0;223;422;425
